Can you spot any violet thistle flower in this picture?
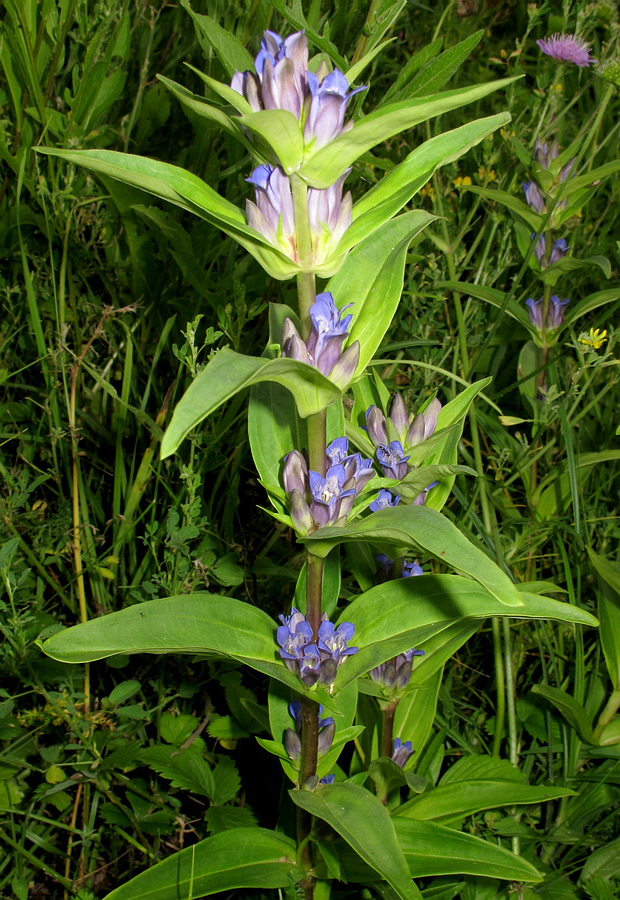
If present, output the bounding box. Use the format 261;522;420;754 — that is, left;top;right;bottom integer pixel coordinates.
526;296;570;331
392;737;414;769
282;292;360;384
537;33;594;68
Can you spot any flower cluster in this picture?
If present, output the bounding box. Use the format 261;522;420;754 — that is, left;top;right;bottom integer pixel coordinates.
231;30;365;151
283;436;373;534
369;647;424;693
392;738;414;769
282;292;359;385
532;234;568;269
365;394;441;507
277;608;358;687
246;165;352;273
526;295;570;332
284;701;335;760
537;33;594;68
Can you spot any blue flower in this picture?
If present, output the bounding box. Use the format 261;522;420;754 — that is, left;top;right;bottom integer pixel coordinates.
319;774;335;784
369;489;400;512
304;68;366;151
365;395;442;453
286;701;335;759
402;560;424;577
522;180;545;214
282;292;360;384
532;233;568;267
526;296;570;331
392;737;414;769
376;441;410;480
276;609;358;686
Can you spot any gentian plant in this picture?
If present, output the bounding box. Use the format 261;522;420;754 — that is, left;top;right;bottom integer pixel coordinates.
36;16;601;900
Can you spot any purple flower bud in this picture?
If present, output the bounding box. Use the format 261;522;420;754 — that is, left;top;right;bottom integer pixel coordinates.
290;489;314;535
392;737;414;769
522;181;545;213
369;489;401;513
365;406;389;447
284;727;301;759
283;449;309;495
282;292;357;382
526;296;570;332
389;394;409;440
318;720;335;755
304;69;366;151
402;560;424;577
376;441;410;480
287;701;334;757
231;70;262;111
411;481;438;507
532;234;568;268
246;165;296;259
533;139;559;170
320;774;335;784
406;398;441;448
550;237;568;264
369;647;424;691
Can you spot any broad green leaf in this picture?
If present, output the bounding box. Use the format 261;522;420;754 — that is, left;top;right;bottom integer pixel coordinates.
302;505;523;607
392;464;476;503
239;109;305;174
290;782;422;899
348;114;510;248
563;288;620;326
35;147;298;279
394;818;542;881
397;779;574;823
588;548;620;689
399;31;484;99
580;837;620;883
393;667;443;758
540;255;611;288
531;684;594;743
157;74;249;143
559;160;620;199
300;78;518;188
329;575;598;691
440;755;525;784
39;594;302;694
104;828;297;899
180;3;254;77
329;212;436;376
436;281;531;329
161;348;343;458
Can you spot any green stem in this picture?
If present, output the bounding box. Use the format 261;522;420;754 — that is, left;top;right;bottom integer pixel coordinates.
491;617;505;757
592;688;620;743
381;699;399;759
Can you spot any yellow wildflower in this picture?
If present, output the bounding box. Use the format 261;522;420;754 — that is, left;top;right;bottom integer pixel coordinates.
477;166;496;182
578;328;608;350
452;176;472;187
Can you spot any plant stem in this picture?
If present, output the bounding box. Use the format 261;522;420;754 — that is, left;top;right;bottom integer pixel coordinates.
381;699;399;759
593;688;620;743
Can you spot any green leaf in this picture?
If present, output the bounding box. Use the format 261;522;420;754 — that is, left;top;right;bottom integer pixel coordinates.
464;184;543;231
531;684;594;743
399;31;484;99
382;38;443;104
345;39;395;84
180;2;254;77
394;818;542;881
104;828;297;899
141;745;215;799
205;806;258;834
267;0;346;69
563;288;620;326
329;575;598;691
161;348;342;458
211;756;242;805
239;109;305;174
290;782;422;899
348;114;510;248
580;837;620;883
40;594;302;694
393;464;476;502
108;679;141;705
302;505;523;607
588;548;620;689
393;667;444;759
300;78;518;188
157;74;250;144
328;212;436;376
397;779;574;823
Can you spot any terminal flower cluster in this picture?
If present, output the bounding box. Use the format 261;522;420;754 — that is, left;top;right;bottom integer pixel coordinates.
369;647;425;693
282;292;360;384
285;701;334;760
283;435;374;533
231;30;366;151
277;608;358;687
246;165;352;273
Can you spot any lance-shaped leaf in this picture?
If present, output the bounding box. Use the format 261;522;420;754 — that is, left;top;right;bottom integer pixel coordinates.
464;184;543;231
103;828;298;900
302;505;523;606
329;575;598;690
436;281;532;329
180;3;254;78
35;147;299;280
344;113;510;251
531;684;595;743
328;212;436;376
563;288;619;326
394;819;542;881
588;548;620;690
290;782;422;899
161;348;343;459
157;74;252;146
299;77;518;188
39;594;303;693
239;109;305;174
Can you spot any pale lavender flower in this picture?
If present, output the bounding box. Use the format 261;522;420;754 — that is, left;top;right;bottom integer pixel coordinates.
282;292;360;383
365;395;442;452
526;296;570;331
406;398;442;448
522;180;545;213
305;68;366;150
533;139;560;170
537;33;594;68
232;30;309;116
392;737;414;769
308;465;356;528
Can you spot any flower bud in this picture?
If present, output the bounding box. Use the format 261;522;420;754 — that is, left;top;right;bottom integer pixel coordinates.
392;737;414;769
